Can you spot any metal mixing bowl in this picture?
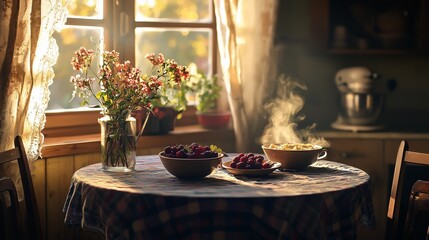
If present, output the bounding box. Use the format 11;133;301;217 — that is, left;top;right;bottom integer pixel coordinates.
339;93;384;125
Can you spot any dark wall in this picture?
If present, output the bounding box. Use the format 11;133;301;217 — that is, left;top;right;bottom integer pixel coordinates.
274;0;429;132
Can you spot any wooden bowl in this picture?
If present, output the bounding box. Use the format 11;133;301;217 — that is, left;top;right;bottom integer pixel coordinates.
159;152;223;180
262;143;327;171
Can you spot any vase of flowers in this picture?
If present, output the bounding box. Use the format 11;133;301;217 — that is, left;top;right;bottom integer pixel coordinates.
98;113;137;171
70;47;189;172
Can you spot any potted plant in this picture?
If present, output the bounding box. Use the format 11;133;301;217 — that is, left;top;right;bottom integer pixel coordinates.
192;72;231;129
132;57;191;135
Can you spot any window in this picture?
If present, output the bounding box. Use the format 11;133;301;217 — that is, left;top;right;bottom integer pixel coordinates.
44;0;217;137
48;0;216;110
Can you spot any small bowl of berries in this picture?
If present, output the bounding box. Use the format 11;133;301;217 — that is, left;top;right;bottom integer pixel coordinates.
159;143;224;180
222;153;281;177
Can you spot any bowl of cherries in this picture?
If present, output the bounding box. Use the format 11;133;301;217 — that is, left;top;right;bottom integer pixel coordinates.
222;153;281;176
159;143;224;180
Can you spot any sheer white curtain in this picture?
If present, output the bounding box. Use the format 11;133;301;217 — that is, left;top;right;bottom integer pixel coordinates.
0;0;67;160
213;0;278;152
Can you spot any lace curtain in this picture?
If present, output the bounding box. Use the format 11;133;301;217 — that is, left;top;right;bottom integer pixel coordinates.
0;0;67;160
213;0;278;152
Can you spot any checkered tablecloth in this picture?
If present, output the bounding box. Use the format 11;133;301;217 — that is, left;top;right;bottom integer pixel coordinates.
63;155;375;240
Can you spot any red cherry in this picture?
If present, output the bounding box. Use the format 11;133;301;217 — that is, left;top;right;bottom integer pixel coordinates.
236;162;245;169
239;156;248;163
175;150;187;158
262;162;271;169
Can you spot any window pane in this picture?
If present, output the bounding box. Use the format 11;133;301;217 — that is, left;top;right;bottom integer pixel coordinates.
135;28;212;75
67;0;103;19
135;0;211;22
48;26;103;110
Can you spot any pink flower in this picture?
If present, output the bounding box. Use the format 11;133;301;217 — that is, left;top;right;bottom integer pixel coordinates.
103;50;120;64
71;47;94;71
145;53;165;66
70;74;93;89
70;47;190;116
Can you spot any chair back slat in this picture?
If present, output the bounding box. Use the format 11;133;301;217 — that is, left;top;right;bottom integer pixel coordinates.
0;177;22;239
386;140;429;240
0;136;43;240
404;180;429;240
0;148;20;164
405;151;429;165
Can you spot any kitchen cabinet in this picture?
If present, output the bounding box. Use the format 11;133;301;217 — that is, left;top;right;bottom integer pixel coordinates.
326;138;387;240
309;0;429;54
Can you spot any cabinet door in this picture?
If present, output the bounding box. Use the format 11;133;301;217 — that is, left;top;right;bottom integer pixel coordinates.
327;138;387;240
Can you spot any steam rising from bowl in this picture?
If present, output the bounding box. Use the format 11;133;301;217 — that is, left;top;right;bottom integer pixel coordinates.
260;75;329;148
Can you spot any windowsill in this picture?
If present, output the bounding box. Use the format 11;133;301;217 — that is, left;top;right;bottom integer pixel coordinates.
41;125;235;158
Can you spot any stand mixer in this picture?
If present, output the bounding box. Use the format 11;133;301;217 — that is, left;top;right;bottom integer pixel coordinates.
331;66;396;132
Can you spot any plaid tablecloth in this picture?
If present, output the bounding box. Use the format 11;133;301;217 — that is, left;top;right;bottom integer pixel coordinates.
63;155;375;240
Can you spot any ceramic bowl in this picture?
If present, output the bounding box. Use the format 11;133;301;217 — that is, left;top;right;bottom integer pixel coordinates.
261;143;327;171
159;152;224;180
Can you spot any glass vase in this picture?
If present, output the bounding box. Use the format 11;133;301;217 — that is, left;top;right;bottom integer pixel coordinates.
98;114;137;172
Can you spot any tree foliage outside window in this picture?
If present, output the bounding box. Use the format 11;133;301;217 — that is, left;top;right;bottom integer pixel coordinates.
135;0;210;21
48;0;214;110
67;0;102;18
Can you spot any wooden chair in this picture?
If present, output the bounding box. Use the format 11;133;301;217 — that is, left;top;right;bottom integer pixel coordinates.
404;180;429;240
0;135;43;240
386;140;429;240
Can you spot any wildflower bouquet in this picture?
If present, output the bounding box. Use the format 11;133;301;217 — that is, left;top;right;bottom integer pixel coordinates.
70;47;189;170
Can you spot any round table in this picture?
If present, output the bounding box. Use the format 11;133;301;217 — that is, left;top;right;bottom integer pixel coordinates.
63;155;375;240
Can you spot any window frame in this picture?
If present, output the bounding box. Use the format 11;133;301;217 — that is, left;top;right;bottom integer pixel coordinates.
115;1;217;69
44;0;218;138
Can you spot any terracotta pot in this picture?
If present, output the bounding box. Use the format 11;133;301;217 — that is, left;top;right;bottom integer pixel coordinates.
196;111;231;129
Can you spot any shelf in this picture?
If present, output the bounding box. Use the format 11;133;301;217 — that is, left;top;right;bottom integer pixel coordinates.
329;48;411;55
308;0;428;54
